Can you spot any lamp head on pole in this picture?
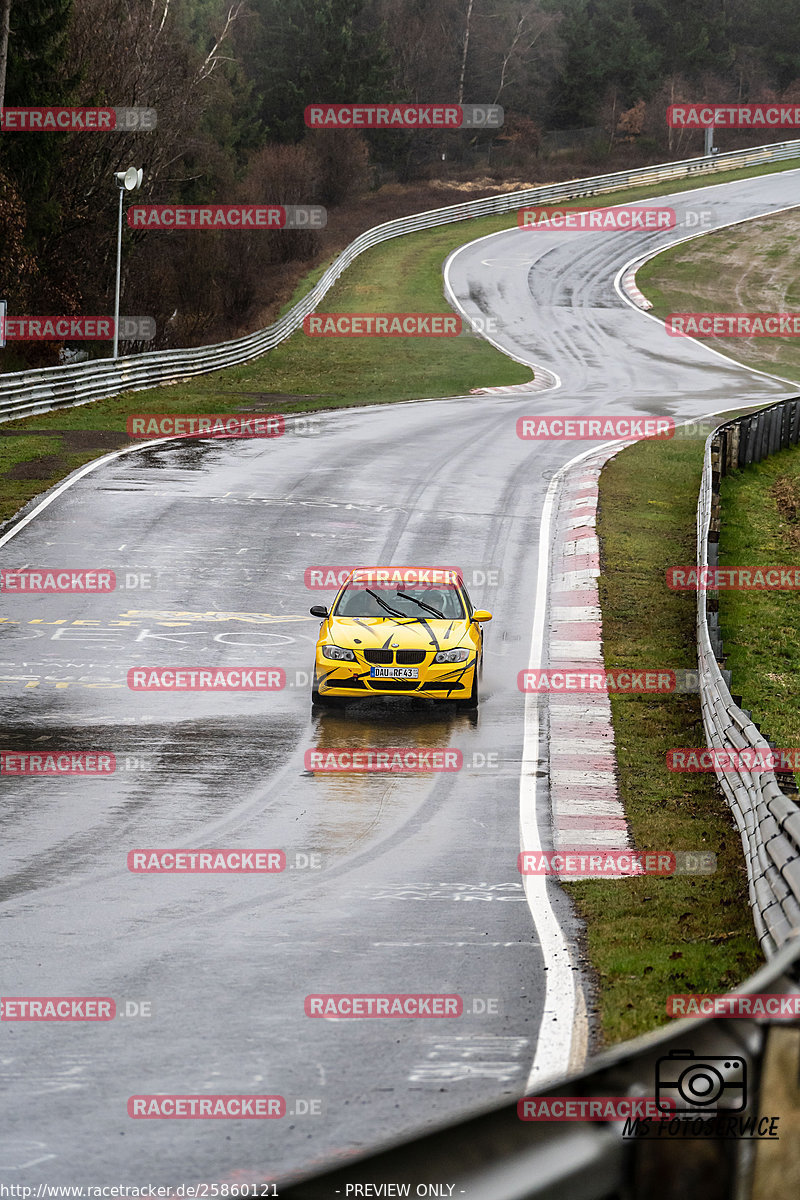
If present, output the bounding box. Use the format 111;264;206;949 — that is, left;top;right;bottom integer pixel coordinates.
113;167;143;191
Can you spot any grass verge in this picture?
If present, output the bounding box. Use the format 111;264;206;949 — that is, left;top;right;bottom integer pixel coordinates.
637;208;800;382
3;155;800;529
569;427;761;1046
717;443;800;747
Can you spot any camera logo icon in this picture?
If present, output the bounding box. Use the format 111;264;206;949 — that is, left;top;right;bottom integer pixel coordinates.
655;1049;747;1113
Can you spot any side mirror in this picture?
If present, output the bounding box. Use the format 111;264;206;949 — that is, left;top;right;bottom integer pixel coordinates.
310;605;329;618
472;609;493;623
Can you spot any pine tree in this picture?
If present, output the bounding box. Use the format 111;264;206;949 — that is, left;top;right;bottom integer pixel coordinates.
2;0;77;240
548;0;660;127
246;0;395;142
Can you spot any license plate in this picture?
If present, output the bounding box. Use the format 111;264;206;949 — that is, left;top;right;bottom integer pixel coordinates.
370;666;419;679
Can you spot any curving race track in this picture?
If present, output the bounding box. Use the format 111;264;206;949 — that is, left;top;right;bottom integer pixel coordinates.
1;169;798;1185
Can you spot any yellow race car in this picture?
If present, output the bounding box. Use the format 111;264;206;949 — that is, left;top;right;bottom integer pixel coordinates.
309;568;492;710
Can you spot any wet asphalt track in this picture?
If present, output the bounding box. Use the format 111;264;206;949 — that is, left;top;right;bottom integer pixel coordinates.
1;169;798;1186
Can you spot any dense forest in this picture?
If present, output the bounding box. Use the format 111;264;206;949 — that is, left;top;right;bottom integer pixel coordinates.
0;0;797;363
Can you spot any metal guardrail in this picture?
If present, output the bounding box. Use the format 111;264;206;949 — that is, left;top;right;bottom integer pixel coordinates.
698;398;800;957
3;138;800;424
277;935;800;1200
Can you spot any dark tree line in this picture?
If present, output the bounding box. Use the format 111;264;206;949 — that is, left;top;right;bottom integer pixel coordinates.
1;0;798;363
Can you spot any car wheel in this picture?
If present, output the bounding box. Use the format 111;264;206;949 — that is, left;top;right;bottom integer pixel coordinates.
311;687;344;710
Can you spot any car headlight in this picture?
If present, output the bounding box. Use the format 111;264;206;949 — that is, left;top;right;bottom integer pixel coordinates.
322;645;357;661
434;648;470;663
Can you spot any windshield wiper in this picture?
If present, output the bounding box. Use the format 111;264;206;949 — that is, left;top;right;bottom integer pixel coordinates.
396;590;444;618
364;588;406;619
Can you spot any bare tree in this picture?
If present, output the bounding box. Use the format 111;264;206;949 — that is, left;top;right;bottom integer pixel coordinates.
42;0;248;322
491;6;559;107
458;0;474;104
197;2;244;82
0;0;12;110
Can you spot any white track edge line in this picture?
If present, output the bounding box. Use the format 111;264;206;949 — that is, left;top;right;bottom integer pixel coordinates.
0;437;174;550
613;201;800;386
522;439;630;1089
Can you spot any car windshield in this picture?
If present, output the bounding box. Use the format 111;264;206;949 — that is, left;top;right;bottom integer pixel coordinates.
335;583;465;619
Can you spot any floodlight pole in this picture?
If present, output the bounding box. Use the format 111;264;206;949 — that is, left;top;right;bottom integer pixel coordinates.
112;167;143;360
113;182;124;360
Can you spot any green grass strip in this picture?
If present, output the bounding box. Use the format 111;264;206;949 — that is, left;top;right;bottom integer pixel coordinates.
718;444;800;748
637;208;800;383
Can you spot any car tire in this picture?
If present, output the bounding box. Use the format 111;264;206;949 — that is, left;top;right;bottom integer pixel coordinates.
311;687;344;710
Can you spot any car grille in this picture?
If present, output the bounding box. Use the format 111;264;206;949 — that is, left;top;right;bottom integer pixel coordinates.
362;649;427;665
396;650;426;665
368;680;419;691
363;649;393;664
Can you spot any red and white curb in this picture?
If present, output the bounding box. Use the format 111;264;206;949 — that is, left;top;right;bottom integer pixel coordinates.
546;447;631;872
620;265;652;310
471;367;559;395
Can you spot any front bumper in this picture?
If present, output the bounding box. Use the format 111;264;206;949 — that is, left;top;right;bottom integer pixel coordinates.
314;653;476;699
